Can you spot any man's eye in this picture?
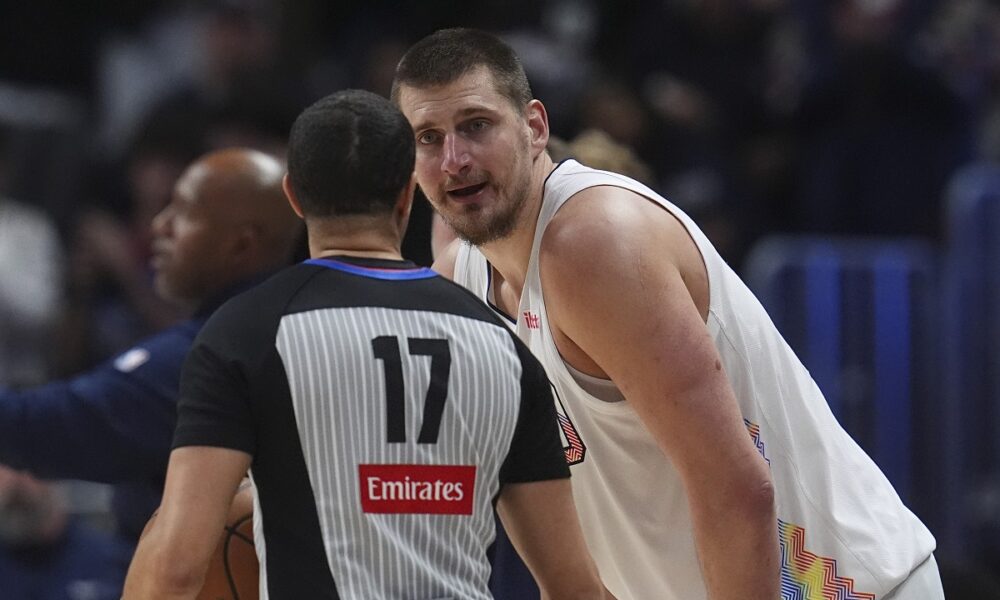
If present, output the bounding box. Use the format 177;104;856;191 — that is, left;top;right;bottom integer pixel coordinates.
418;132;440;144
470;120;489;131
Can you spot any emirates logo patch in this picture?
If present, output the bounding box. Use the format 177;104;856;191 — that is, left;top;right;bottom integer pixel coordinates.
359;464;476;515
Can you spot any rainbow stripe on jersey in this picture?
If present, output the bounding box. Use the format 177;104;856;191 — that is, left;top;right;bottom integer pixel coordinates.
744;419;875;600
778;520;875;600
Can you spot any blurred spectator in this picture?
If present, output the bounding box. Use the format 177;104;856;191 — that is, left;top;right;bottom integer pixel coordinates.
502;0;598;135
0;196;64;389
579;77;652;158
792;0;971;239
0;465;130;600
0;132;64;389
96;1;303;161
919;0;1000;109
625;0;787;183
0;148;303;563
565;128;654;185
94;3;208;159
607;0;791;267
920;0;1000;168
143;2;303;150
57;117;202;375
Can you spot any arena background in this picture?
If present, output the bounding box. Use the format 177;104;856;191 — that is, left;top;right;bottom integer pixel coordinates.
2;0;999;596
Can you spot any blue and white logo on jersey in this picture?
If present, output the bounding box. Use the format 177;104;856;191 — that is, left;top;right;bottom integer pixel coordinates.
114;347;150;372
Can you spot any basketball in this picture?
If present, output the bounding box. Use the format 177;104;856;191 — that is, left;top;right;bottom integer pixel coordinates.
139;485;258;600
197;485;258;600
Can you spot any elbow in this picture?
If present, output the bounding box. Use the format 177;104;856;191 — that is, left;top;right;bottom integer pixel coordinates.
158;550;207;593
704;470;776;528
137;549;207;597
159;570;205;597
737;471;777;525
749;476;777;523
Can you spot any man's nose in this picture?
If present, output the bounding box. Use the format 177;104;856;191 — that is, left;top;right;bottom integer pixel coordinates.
151;206;172;237
441;133;471;177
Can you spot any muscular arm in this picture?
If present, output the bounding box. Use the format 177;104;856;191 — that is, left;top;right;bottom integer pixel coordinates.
497;479;613;600
540;187;779;600
122;446;251;599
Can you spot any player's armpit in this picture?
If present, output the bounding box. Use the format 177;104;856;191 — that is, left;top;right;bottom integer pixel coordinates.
122;446;252;600
497;479;615;600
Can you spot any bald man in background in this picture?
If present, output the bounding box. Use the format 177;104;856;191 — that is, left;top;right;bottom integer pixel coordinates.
0;148;302;552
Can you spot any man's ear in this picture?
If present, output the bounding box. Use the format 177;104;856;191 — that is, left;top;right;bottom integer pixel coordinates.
229;223;258;262
525;99;550;157
282;174;305;218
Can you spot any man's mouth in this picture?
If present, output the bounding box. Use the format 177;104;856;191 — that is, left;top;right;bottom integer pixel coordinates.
447;182;488;198
150;248;169;270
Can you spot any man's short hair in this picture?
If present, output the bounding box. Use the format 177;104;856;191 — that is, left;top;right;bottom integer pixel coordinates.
287;89;414;217
391;28;532;110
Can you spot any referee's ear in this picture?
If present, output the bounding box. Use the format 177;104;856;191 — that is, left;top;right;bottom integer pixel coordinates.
282;173;305;219
393;172;417;231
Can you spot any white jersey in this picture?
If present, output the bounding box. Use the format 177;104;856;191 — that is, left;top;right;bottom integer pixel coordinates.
453;160;936;600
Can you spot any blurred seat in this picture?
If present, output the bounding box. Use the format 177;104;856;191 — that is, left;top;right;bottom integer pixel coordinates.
942;163;1000;566
1;80;115;534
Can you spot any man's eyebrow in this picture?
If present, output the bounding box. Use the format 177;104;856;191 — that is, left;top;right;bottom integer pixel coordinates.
456;106;494;118
411;105;499;131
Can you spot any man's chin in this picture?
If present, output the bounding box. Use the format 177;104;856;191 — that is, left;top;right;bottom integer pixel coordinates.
152;277;173;302
452;220;516;246
154;279;195;309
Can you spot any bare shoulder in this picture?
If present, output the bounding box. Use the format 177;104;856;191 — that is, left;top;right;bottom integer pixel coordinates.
431;238;462;280
539;185;706;301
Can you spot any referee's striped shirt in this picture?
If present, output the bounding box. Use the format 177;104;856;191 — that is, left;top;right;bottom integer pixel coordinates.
174;255;569;600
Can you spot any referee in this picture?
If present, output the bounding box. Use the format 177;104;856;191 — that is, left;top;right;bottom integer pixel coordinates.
123;89;612;600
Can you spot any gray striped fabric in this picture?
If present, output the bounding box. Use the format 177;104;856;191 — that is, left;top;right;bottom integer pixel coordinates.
273;306;523;600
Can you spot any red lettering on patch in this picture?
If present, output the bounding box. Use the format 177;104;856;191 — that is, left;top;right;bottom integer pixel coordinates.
359;464;476;515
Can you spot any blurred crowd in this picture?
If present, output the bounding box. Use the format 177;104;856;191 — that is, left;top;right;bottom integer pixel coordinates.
2;0;1000;596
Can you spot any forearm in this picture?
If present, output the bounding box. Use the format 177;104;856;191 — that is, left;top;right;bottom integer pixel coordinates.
498;479;610;600
123;541;205;600
691;481;779;600
124;447;251;600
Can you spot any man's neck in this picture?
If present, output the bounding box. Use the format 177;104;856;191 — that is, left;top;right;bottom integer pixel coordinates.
307;215;403;262
478;153;556;301
314;249;404;261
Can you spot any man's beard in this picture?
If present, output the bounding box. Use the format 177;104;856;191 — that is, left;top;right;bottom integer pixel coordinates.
434;169;531;247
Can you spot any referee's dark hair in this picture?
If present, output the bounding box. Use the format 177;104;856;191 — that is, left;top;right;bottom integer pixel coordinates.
287;89;415;217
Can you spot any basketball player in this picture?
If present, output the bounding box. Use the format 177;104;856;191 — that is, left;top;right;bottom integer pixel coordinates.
0;148;301;549
123;90;612;599
392;28;944;600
